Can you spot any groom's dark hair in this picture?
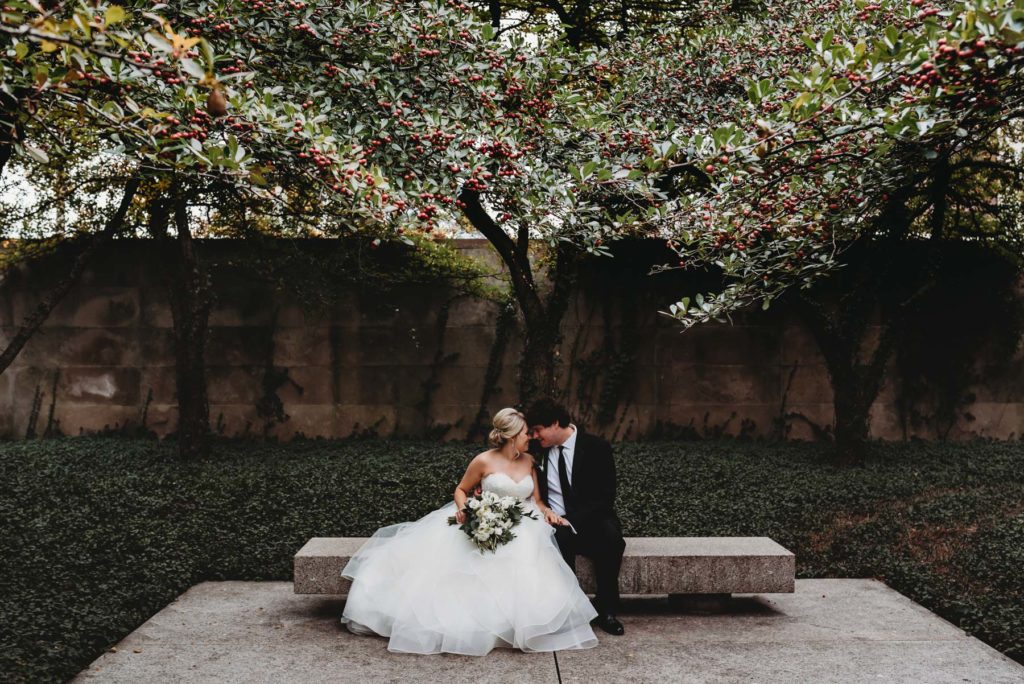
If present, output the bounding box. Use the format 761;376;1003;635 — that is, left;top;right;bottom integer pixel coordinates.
525;399;571;428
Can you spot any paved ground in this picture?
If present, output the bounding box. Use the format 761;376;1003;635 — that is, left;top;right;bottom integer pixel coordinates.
74;580;1023;683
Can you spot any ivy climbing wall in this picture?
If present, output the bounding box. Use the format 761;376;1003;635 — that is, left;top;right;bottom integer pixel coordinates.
2;239;1022;442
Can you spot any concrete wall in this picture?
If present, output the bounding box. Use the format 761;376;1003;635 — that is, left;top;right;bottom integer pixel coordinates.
2;240;1022;441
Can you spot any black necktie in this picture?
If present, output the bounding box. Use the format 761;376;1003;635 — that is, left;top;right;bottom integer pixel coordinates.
558;446;575;512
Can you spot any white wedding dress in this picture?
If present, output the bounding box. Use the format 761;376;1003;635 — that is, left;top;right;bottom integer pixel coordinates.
340;472;599;655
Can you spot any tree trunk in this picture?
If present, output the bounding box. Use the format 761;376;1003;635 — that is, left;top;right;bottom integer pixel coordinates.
152;195;212;459
518;321;560;406
796;280;904;467
828;365;876;466
0;177;140;375
0;122;14;180
802;172;946;464
521;242;578;403
794;293;878;467
0;90;23;181
565;0;590;48
458;190;580;405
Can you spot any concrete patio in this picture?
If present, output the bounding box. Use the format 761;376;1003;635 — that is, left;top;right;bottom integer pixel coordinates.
74;579;1024;683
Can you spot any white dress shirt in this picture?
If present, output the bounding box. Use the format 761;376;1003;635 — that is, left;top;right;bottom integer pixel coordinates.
546;424;578;516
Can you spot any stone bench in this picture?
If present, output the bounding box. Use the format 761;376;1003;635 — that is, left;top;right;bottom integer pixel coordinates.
294;537;795;596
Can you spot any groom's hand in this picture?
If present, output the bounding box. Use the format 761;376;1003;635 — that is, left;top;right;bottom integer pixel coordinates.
544;510;569;526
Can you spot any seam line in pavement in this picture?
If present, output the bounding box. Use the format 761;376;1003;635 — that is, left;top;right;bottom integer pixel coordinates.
553;651;562;684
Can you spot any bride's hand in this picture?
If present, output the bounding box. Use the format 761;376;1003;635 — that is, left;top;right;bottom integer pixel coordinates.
544;510;564;526
455;509;467;524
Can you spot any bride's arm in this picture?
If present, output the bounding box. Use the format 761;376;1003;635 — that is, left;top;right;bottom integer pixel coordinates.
453;454;486;522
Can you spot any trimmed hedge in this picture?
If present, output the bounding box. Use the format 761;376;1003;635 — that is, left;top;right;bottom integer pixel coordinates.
1;437;1022;682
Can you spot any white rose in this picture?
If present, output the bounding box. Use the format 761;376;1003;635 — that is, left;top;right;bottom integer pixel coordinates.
500;496;516;508
467;498;481;510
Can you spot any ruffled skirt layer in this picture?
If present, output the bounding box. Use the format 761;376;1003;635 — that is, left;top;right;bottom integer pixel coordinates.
340;502;598;655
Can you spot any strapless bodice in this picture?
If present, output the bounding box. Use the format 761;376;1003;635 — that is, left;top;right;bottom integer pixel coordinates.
480;472;534;501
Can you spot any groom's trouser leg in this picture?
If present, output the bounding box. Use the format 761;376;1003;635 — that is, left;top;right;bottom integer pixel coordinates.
576;517;625;615
554;525;577;570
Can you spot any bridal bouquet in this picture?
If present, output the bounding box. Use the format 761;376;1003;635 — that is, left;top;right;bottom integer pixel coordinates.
448;491;537;553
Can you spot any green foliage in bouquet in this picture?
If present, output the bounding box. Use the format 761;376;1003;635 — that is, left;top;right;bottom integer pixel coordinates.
448;491;538;553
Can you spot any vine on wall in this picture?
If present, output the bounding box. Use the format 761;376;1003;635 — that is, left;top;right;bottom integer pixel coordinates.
894;252;1023;439
254;309;303;438
413;296;461;440
566;240;689;439
9;238;1023;443
467;294;518;443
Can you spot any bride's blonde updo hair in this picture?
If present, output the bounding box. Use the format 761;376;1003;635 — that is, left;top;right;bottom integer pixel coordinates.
488;408;526;450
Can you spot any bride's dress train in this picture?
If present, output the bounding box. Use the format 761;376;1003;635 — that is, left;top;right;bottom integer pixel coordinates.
340;472;599;655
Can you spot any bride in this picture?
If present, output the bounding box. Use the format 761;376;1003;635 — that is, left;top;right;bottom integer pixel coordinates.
340;408;599;655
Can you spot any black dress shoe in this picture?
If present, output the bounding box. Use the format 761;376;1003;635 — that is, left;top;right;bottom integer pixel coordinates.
593;613;624;635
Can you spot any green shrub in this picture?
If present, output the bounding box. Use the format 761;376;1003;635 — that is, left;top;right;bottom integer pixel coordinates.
0;437;1021;682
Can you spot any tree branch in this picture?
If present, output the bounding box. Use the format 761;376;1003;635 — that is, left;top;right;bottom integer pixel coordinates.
458;188;542;320
0;176;140;375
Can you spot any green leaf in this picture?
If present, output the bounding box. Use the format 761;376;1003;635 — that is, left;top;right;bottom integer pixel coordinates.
883;25;899;51
73;12;92;39
713;125;735;149
746;82;763;105
104;5;126;25
144;31;172;53
821;29;834;50
23;143;49;164
182;59;206;79
200;39;215;71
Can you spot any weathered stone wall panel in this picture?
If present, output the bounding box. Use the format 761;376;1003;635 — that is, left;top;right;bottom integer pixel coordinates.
1;240;1021;442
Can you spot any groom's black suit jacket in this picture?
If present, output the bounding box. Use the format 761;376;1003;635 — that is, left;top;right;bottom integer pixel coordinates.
532;430;619;531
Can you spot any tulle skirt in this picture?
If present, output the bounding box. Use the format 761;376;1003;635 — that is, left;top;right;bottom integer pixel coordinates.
340;501;599;655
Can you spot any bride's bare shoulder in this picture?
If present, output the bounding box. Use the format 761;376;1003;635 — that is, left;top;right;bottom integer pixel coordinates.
470;449;496;466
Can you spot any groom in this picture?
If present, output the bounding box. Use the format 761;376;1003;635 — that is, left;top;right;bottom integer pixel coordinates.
526;399;626;636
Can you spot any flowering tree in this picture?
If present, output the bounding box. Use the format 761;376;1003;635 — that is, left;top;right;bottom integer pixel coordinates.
7;0;1019;457
640;0;1023;321
601;0;1024;459
1;0;666;447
